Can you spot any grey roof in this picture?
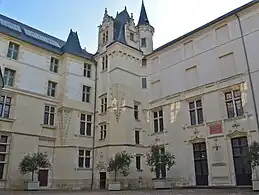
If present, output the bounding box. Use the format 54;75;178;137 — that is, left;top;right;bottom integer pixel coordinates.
137;0;150;26
146;0;259;57
0;14;94;61
113;7;130;44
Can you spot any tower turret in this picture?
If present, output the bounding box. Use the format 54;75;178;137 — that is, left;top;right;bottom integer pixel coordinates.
137;0;154;55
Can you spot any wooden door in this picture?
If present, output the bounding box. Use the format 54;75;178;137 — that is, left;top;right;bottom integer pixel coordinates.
38;170;48;187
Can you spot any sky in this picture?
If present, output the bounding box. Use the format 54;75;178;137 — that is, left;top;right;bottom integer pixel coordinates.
0;0;251;54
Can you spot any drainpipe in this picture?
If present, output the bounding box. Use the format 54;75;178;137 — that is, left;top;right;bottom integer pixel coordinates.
91;61;98;190
236;13;259;132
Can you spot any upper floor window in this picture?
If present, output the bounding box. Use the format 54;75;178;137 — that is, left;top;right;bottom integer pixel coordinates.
0;95;11;118
80;114;92;136
142;59;147;67
136;155;141;171
130;32;134;41
4;68;15;87
102;55;108;70
189;100;204;125
100;124;107;140
7;42;19;60
50;57;59;73
135;130;140;145
78;149;91;169
102;31;108;45
43;105;55;126
47;81;57;97
82;85;91;103
134;102;139;120
84;63;91;78
225;90;243;118
153;109;164;133
141;38;146;48
100;95;107;113
141;77;147;89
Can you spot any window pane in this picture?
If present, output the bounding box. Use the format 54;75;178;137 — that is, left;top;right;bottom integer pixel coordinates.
154;119;158;133
153;111;158;118
0;145;6;152
78;157;84;168
226;101;235;118
80;122;85;135
233;90;241;98
87;115;92;122
79;150;84;156
44;112;49;125
136;156;141;170
0;154;5;161
197;108;204;124
49;113;54;125
86;123;91;136
3;105;10;118
159;110;163;117
86;151;91;156
0;136;8;143
0;163;4;179
235;99;243;116
135;131;140;144
50;107;55;113
45;106;49;112
81;114;85;121
85;158;90;168
190;110;196;125
225;92;232;100
189;102;195;109
196;100;202;107
159;118;164;132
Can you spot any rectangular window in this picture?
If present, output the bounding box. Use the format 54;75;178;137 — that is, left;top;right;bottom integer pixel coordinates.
78;149;91;168
225;90;243;118
153;109;164;133
136;156;141;170
134;103;139;120
100;124;107;140
102;33;105;44
0;135;8;179
100;95;107;113
4;68;15;87
80;114;92;136
189;100;204;125
130;32;134;41
102;55;108;70
0;96;11;118
84;63;91;78
7;42;19;60
141;38;146;47
43;105;55;126
47;81;57;97
105;31;108;43
142;59;147;66
141;77;147;89
50;57;59;73
82;85;91;103
135;130;140;145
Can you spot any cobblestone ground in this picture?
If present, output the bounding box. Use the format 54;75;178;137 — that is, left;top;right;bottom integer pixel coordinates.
1;189;257;195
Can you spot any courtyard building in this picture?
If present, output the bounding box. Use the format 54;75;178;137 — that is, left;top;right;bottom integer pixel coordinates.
0;0;259;190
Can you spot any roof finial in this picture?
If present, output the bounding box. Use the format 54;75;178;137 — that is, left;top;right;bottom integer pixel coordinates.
124;6;127;10
131;13;133;19
137;0;150;26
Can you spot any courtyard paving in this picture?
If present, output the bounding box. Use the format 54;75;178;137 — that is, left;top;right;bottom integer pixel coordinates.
1;189;258;195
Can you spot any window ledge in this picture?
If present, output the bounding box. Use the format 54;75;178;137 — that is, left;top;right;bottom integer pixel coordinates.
75;134;93;138
0;117;15;123
223;115;245;122
99;112;107;116
186;123;205;129
149;131;168;136
137;169;143;172
100;69;108;73
76;168;92;171
41;124;56;129
135;119;141;122
99;138;106;141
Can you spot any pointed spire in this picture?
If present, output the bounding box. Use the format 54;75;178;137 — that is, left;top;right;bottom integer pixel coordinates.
137;0;150;26
62;29;82;54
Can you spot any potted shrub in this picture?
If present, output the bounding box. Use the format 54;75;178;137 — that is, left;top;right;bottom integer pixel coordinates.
19;152;51;190
247;141;259;191
107;151;132;191
146;145;175;189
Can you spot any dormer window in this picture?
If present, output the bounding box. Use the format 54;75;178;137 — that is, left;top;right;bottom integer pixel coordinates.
130;33;134;41
141;38;146;48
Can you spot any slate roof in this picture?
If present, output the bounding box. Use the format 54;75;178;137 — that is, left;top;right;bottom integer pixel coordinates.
146;0;259;57
0;14;94;61
138;0;150;26
113;7;131;44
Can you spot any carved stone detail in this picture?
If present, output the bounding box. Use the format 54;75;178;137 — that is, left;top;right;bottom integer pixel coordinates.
58;107;73;145
110;84;125;123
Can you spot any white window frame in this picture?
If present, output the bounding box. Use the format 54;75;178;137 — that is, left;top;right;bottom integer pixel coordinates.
153;109;164;133
100;124;107;140
188;99;204;125
84;63;91;78
7;42;19;60
80;114;92;136
224;89;243;118
0;95;12;118
50;57;59;73
47;81;57;97
0;135;8;179
78;149;91;169
43;105;55;126
100;95;107;113
141;77;147;89
82;85;91;103
4;68;15;87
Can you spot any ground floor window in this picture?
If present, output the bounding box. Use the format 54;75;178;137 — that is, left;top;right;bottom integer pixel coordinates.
0;135;8;179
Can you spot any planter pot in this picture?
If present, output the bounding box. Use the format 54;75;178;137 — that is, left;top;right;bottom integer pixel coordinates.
26;181;40;190
108;183;121;191
153;180;171;189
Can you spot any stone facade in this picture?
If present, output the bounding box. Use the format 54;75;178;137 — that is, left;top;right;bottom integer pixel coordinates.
0;0;259;191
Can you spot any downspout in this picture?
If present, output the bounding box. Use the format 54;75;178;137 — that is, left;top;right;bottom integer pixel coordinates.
91;60;98;190
236;13;259;132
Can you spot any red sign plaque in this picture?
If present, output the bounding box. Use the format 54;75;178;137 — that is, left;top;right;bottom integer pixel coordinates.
209;123;222;134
